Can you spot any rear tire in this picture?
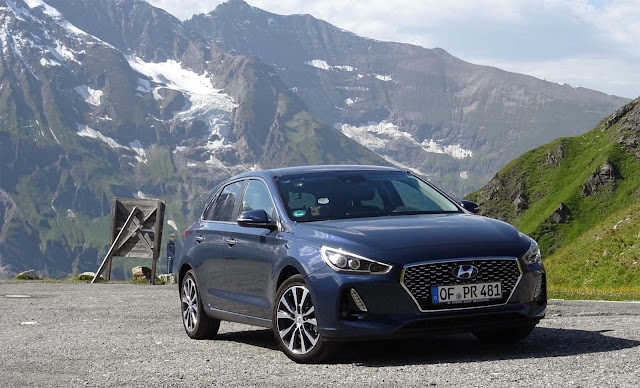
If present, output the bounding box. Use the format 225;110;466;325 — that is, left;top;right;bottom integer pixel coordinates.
181;270;220;340
473;324;536;344
273;274;336;363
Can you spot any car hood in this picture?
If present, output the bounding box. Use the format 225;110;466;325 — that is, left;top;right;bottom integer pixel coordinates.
294;213;529;262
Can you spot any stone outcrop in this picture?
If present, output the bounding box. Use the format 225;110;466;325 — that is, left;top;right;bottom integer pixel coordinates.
548;203;571;224
15;270;39;280
546;140;567;166
581;160;620;197
513;192;528;215
606;103;633;128
617;99;640;161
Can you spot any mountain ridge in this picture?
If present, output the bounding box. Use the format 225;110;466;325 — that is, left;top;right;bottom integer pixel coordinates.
187;0;628;195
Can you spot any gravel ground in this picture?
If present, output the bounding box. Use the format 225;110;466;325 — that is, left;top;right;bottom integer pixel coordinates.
1;281;639;387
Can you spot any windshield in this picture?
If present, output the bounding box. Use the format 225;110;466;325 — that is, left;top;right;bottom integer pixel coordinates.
276;171;461;222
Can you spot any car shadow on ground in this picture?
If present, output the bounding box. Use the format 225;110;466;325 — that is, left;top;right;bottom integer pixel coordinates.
214;327;640;366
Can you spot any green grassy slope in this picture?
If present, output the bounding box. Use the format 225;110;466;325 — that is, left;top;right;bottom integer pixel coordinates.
467;98;640;297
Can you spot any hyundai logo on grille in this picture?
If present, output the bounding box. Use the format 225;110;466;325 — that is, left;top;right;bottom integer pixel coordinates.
452;264;479;279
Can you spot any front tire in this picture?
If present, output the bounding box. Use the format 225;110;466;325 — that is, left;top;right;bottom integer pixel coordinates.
273;275;336;363
181;270;220;339
473;324;536;344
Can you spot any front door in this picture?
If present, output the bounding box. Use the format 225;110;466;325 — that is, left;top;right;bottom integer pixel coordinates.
195;180;245;312
224;179;286;319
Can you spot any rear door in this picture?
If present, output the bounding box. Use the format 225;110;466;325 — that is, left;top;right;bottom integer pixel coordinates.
223;179;286;319
194;180;246;311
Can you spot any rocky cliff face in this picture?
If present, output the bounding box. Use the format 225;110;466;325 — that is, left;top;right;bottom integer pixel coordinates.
468;98;640;256
186;0;629;196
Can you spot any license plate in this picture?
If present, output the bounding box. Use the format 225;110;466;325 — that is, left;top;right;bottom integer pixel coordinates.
431;282;502;304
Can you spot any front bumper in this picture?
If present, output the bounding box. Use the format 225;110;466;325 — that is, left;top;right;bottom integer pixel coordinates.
306;261;546;341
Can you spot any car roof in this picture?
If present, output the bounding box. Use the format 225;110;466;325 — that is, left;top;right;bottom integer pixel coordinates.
234;165;402;179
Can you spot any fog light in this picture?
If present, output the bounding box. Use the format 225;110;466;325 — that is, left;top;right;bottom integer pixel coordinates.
534;273;547;302
349;288;368;312
534;275;542;297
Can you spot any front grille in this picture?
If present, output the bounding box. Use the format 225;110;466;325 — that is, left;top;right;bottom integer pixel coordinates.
402;258;521;311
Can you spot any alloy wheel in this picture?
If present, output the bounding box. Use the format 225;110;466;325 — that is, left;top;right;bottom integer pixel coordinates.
182;277;198;332
276;285;319;355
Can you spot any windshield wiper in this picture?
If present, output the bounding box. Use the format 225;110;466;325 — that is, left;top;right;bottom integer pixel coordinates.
388;210;458;216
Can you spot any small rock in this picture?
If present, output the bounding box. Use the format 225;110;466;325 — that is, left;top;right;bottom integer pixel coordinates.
77;272;103;281
15;270;39;280
548;203;571;224
158;273;177;284
132;266;152;281
581;160;620;197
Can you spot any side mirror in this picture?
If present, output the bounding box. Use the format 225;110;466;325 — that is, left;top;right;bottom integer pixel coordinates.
459;200;480;214
237;209;275;229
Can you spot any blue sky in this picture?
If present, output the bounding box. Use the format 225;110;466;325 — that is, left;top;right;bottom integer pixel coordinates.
148;0;640;98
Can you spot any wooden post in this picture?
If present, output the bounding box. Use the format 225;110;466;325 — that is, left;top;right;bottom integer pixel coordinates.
106;198;118;281
150;201;165;284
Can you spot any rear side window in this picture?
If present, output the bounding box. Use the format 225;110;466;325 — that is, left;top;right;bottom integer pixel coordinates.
205;181;245;221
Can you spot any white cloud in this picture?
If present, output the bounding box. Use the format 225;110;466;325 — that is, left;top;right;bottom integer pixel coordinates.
147;0;640;98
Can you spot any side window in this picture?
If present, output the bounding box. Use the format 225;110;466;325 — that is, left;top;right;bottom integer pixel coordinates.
206;181;245;221
241;180;276;221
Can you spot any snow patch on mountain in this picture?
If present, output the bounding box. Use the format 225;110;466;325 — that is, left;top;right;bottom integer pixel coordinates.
306;59;357;72
23;0;88;36
127;57;238;163
459;171;468;180
339;121;473;159
49;40;81;64
76;124;125;149
74;85;103;106
128;140;147;163
305;59;330;70
152;88;163;100
374;74;392;82
167;220;177;231
48;128;60;145
39;57;61;66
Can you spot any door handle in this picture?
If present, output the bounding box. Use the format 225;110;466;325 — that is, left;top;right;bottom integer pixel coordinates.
225;237;237;246
195;236;205;243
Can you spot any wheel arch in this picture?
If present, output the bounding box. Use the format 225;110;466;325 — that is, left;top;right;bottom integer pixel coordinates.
178;262;193;289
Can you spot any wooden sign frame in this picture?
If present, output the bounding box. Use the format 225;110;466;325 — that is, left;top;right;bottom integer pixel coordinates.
92;198;165;284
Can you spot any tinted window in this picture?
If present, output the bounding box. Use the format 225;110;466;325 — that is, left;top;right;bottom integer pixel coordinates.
206;181;245;221
276;171;459;222
241;180;276;221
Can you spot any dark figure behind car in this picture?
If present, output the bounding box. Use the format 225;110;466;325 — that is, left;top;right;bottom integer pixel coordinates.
167;233;176;273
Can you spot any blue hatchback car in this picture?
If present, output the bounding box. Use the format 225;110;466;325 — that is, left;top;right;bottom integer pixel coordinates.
177;165;546;363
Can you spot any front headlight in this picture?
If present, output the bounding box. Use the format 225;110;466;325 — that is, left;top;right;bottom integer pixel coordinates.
523;238;542;265
320;246;392;274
